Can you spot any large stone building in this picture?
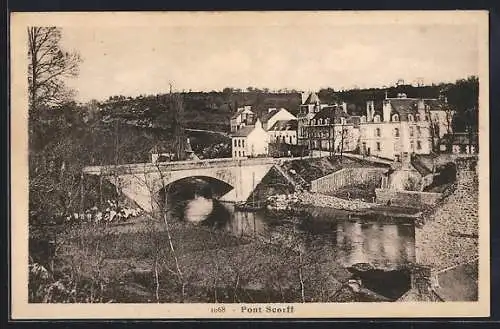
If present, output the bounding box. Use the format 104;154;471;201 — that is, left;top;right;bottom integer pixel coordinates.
297;92;360;153
304;105;361;152
359;93;452;161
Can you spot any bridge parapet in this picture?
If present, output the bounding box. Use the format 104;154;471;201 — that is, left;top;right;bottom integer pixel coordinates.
82;157;279;176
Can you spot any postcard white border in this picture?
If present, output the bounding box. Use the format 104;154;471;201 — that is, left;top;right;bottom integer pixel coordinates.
10;10;490;319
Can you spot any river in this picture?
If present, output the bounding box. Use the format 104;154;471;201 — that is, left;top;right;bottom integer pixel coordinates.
182;197;416;272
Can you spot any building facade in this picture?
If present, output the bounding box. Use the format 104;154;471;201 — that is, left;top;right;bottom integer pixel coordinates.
297;92;330;146
230;105;255;133
267;119;298;145
359;94;451;161
231;118;269;158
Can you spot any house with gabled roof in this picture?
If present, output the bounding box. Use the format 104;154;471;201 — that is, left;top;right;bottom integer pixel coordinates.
230;105;255;133
268;119;298;145
260;107;297;131
231;118;269;158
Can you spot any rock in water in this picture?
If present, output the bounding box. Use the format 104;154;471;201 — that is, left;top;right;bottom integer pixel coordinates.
184;196;214;224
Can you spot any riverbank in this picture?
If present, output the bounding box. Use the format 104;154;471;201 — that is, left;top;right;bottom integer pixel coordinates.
266;191;421;219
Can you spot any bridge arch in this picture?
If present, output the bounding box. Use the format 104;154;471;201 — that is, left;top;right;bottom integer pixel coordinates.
155;175;234;212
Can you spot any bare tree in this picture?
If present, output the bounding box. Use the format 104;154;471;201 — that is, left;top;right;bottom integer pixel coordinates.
28;27;82;111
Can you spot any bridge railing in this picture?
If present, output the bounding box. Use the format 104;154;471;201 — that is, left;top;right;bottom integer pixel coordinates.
82;156;279;176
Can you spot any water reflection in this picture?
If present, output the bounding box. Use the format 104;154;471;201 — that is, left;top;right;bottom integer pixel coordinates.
216;201;415;270
172;178;415;270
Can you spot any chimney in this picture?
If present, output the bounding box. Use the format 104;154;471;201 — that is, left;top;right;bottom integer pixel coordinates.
342;102;348;114
417;99;425;111
366;100;375;121
383;99;391;122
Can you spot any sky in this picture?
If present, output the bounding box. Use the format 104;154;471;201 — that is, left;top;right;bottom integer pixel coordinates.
60;23;479;102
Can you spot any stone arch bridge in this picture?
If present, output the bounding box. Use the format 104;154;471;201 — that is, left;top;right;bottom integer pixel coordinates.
82;157;279;212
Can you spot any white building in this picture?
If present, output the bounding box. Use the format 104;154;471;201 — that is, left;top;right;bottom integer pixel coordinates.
359;94;451;161
231;118;269;158
267;119;298;145
230;105;255;133
260;107;297;131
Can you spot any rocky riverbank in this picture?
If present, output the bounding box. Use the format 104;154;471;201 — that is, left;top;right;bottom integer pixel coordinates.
267;191;374;212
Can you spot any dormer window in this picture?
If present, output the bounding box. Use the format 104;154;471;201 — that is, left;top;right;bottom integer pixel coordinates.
310;119;315;126
340;117;346;125
318;118;323;125
374;115;381;123
325;118;330;125
415;114;421;121
408;114;414;122
392;114;399;122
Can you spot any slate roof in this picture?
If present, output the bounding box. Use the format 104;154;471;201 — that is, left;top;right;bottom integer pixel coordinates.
268;119;298;131
441;132;478;145
231;125;255;137
260;109;280;123
312;106;359;124
398;259;478;302
434;259;478;301
387;98;446;121
303;92;321;105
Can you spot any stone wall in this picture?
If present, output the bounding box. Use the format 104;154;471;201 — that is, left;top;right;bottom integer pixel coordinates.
310;167;387;193
375;189;443;208
415;157;479;271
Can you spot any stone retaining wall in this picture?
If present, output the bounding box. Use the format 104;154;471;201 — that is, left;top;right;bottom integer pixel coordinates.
415;157;479;271
375;189;443;208
310;167;387;193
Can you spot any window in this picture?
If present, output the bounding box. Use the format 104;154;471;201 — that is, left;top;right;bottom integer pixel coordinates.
417;141;422;150
242;151;245;157
325;118;330;125
376;142;381;151
234;139;237;147
374;115;381;122
340;117;346;125
276;136;280;142
234;151;237;157
394;128;400;137
318;118;323;125
238;139;241;147
408;114;414;122
410;127;414;137
289;136;293;144
415;114;420;121
417;126;421;136
238;151;241;157
242;140;245;148
376;128;381;137
310;119;315;126
282;136;286;143
392;114;399;122
410;141;414;150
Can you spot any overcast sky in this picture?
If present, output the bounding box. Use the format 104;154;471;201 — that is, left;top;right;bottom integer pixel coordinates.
60;23;478;102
